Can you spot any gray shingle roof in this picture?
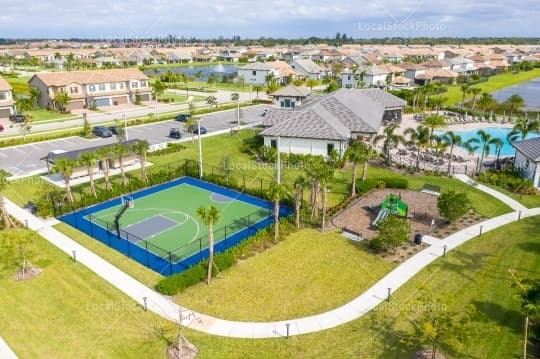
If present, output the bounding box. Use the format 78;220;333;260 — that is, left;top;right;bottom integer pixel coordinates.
513;137;540;161
261;110;349;140
238;62;274;71
292;59;325;74
271;85;311;97
358;88;407;109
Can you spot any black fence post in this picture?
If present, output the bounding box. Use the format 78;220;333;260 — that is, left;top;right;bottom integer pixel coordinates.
89;216;94;237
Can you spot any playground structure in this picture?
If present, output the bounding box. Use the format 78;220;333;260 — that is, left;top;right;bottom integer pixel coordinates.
372;193;408;227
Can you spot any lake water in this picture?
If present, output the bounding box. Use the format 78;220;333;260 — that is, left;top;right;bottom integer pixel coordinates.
491;77;540;110
436;127;540;157
145;64;238;82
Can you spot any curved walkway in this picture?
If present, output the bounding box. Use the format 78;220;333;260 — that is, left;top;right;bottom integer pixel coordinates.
0;336;18;359
5;183;540;339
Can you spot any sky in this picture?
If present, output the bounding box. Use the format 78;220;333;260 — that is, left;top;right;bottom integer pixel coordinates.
1;0;539;39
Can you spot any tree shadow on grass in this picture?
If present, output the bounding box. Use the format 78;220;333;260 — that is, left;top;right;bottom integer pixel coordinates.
472;300;522;333
518;241;540;255
441;250;494;284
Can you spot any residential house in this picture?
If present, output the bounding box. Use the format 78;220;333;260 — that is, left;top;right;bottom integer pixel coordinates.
502;51;521;65
513;137;540;189
216;49;242;62
270;84;311;108
93;56;121;68
29;68;152;111
376;63;405;82
290;59;327;80
260;88;405;157
266;61;303;84
447;57;477;76
0;76;16;118
416;69;459;85
237;62;280;85
382;53;404;63
311;49;347;63
341;65;390;88
342;55;369;67
422;59;451;71
401;63;427;84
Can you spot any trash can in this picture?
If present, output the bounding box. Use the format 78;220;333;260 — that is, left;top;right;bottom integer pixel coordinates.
414;233;422;245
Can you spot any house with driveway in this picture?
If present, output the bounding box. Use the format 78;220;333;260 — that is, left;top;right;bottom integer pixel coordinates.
0;76;16;119
260;88;405;157
29;68;152;111
237;62;280;85
513;137;540;189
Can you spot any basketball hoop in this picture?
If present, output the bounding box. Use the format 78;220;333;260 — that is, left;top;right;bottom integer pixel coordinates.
122;196;135;208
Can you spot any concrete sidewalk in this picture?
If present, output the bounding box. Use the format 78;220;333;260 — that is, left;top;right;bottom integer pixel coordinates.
0;336;18;359
6;195;540;338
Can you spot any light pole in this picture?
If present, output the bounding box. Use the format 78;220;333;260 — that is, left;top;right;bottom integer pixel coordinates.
198;118;203;179
443;245;447;257
154;93;158;115
123;114;128;141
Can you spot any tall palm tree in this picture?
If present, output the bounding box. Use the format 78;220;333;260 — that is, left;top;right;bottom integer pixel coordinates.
442;131;462;176
460;84;470;108
268;183;287;241
478;92;494;112
344;141;377;196
196;205;220;284
114;143;131;186
134;140;149;182
79;151;98;197
492;138;504;170
293;175;308;229
316;162;335;231
0;171;10;228
470;87;482;110
52;157;75;203
505;94;525;120
468;130;499;174
375;125;403;166
422;114;447;145
404;126;430;170
253;85;263;99
463;139;480;175
28;87;40;110
96;147;113;191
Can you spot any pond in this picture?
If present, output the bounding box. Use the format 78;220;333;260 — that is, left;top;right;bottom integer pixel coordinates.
491;77;540;110
144;64;238;82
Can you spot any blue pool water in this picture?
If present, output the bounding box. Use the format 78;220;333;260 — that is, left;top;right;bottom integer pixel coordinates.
436;127;540;156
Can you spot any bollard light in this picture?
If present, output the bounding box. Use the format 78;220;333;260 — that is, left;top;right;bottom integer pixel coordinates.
25;219;29;228
143;297;148;311
443;245;447;257
285;323;290;339
518;210;522;221
387;288;392;301
479;225;484;236
72;250;77;262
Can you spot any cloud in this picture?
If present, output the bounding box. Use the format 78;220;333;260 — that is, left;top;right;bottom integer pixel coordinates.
0;0;539;38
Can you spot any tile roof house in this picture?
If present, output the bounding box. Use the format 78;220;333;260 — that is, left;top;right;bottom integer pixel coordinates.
260;88;406;157
270;84;311;108
513;137;540;189
29;68;152;111
0;76;16;119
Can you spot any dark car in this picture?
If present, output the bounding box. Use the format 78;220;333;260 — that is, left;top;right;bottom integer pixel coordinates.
187;124;207;135
169;128;182;139
261;109;268;117
92;125;113;138
108;125;122;135
175;114;191;122
9;114;26;123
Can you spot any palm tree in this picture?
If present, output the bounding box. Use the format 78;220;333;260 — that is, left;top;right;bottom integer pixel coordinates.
468;130;499;173
96;147;113;191
460;84;470;108
79;152;98;197
470;87;482;110
344;141;377;196
267;183;286;241
422;114;447;145
509;118;540;142
151;79;166;101
478;92;494;112
52;157;75;203
505;94;525;120
253;85;263;99
404;125;431;170
196;205;220;284
134;140;149;182
0;171;10;228
306;78;318;90
318;161;335;231
442;131;462;176
293;176;308;229
492;138;504;169
374;125;403;166
28;87;40;110
114;143;131;186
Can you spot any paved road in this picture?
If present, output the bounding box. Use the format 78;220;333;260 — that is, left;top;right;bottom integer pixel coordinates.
5;172;539;340
0;105;268;178
0;88;267;138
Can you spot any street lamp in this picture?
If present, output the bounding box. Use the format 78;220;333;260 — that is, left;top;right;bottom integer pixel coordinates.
198;118;203;179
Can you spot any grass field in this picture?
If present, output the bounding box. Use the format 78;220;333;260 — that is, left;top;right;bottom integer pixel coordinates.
85;182;271;260
5;76;30;95
444;68;540;105
0;229;171;358
179;229;395;321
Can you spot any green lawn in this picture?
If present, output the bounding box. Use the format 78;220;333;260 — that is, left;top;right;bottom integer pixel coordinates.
2;176;47;206
444;68;540;105
179;229;395;321
180;216;540;358
27;108;77;122
478;181;540;209
5;76;30;95
0;229;172;358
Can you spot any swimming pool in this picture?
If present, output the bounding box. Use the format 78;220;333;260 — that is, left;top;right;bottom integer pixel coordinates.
435;127;540;157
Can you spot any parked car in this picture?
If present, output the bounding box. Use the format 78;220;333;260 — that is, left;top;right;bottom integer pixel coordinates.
175;114;191;122
24;201;37;214
0;124;4;132
9;114;26;123
169;128;182;139
108;125;122;135
187;124;207;135
92;125;113;138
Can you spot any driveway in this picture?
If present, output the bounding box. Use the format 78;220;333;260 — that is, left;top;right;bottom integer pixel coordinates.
0;105;268;178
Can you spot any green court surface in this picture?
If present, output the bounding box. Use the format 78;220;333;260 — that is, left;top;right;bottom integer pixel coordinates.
87;183;270;261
